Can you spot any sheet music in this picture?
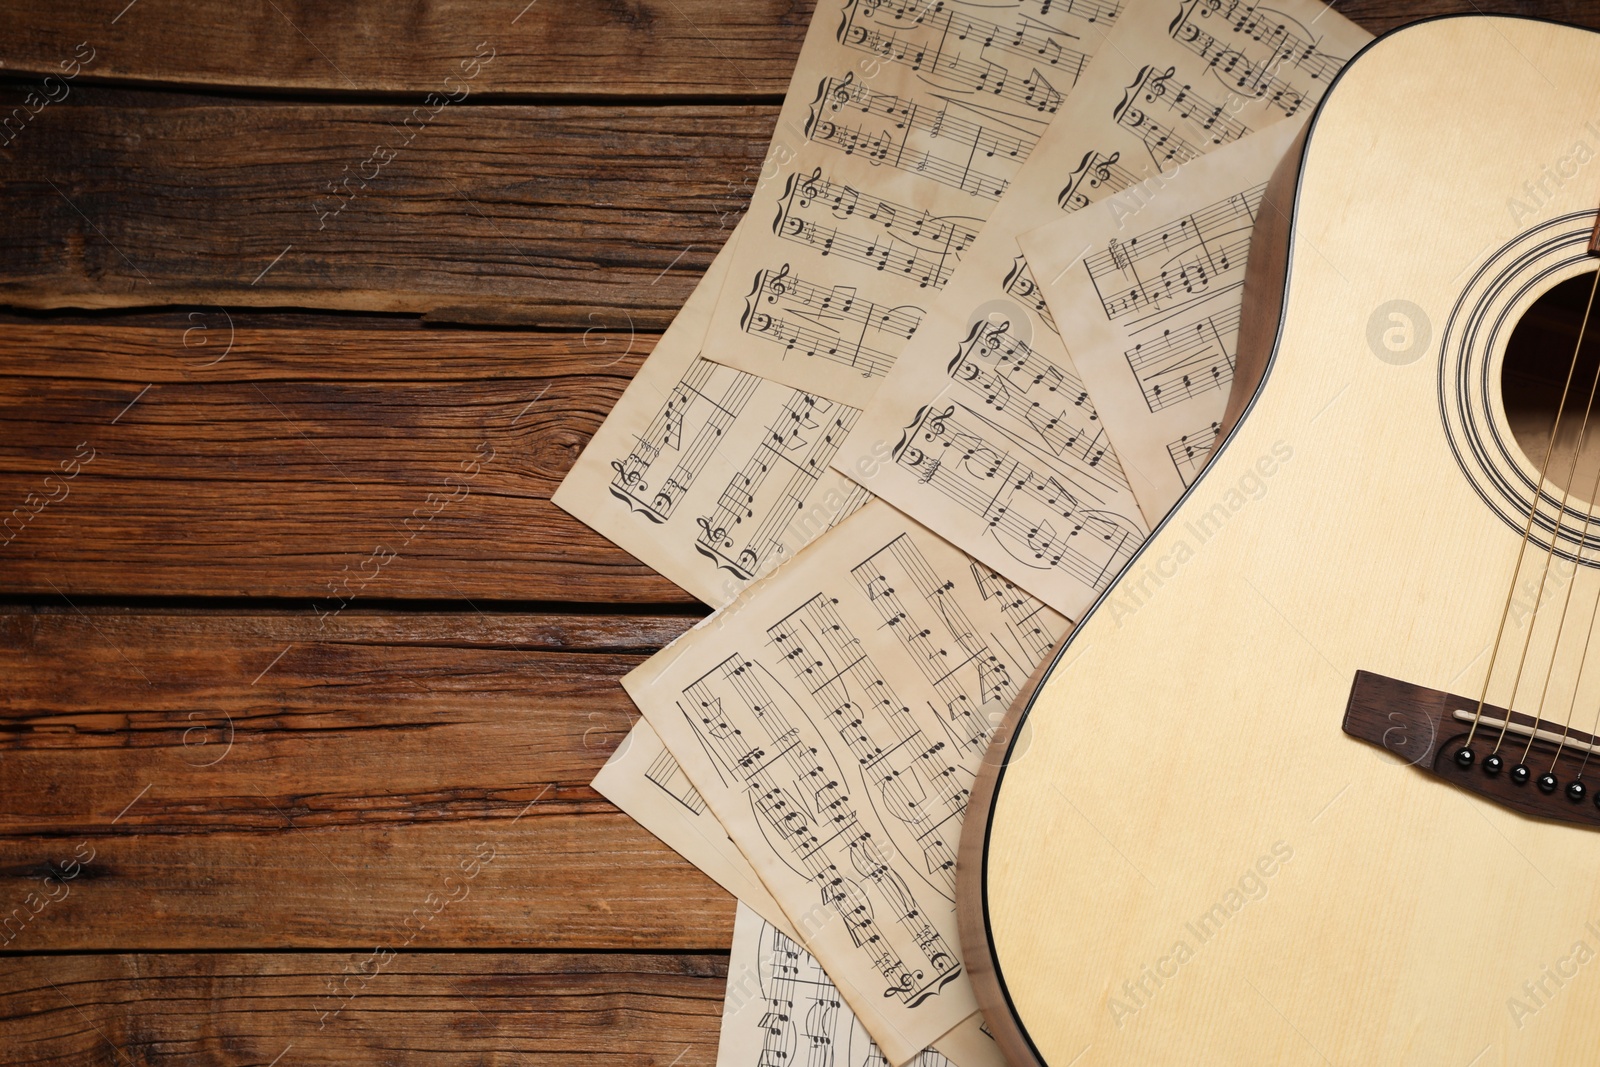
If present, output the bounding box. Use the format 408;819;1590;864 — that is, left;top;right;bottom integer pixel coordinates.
593;717;794;931
624;500;1067;1064
599;725;1005;1067
832;0;1368;615
718;902;1006;1067
1016;119;1302;515
553;223;877;607
696;0;1127;406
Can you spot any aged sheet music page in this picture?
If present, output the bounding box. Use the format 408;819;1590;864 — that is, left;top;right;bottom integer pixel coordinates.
623;500;1067;1064
1016;118;1302;516
831;0;1369;615
553;219;883;607
596;723;1006;1067
717;901;1006;1067
696;0;1126;406
592;718;793;930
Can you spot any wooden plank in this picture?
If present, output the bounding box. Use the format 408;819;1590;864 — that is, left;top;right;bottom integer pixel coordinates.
0;609;731;951
1338;0;1600;35
0;0;1584;107
0;321;700;603
0;103;773;324
0;952;727;1066
12;11;1589;323
0;0;812;96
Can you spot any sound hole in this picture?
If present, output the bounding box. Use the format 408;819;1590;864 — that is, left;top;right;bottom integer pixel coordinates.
1503;270;1600;501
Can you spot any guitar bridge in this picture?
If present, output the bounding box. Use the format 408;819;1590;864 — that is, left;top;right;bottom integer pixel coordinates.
1343;670;1600;827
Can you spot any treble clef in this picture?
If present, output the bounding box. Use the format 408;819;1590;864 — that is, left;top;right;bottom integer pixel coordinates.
830;71;857;112
695;515;731;548
798;166;825;204
765;263;793;303
1145;66;1178;102
1093;150;1120;184
609;458;644;488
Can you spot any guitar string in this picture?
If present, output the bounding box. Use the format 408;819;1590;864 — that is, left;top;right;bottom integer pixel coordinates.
1463;268;1600;751
1489;270;1600;758
1516;290;1600;765
1551;437;1600;775
1573;598;1600;782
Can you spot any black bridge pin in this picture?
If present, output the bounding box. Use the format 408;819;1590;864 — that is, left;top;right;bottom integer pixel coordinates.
1538;773;1559;794
1511;764;1532;785
1483;754;1504;775
1568;780;1587;803
1454;747;1475;767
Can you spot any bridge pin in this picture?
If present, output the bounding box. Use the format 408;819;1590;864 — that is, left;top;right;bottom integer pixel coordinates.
1537;773;1559;794
1568;780;1587;802
1511;764;1532;785
1454;747;1475;767
1483;754;1503;775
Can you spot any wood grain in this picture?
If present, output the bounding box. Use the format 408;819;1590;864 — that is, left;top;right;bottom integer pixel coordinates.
6;10;1596;327
0;608;734;951
1339;0;1600;34
0;102;773;324
9;5;1600;1067
0;0;1585;106
0;0;813;97
0;952;727;1066
0;321;703;603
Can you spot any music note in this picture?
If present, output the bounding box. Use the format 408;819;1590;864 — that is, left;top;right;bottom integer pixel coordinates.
739;264;924;380
625;502;1069;1058
1082;181;1264;322
1167;421;1221;485
1167;0;1350;116
810;0;1365;628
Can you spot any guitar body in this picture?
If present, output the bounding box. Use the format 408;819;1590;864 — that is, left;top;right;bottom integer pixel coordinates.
962;15;1600;1067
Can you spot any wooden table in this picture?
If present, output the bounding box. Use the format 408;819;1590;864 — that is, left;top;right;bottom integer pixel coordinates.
0;1;1589;1062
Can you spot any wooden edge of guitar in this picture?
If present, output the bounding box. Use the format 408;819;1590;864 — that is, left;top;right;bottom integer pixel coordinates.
953;121;1309;1067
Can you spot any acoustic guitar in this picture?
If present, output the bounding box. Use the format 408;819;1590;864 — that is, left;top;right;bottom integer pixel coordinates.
960;14;1600;1066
